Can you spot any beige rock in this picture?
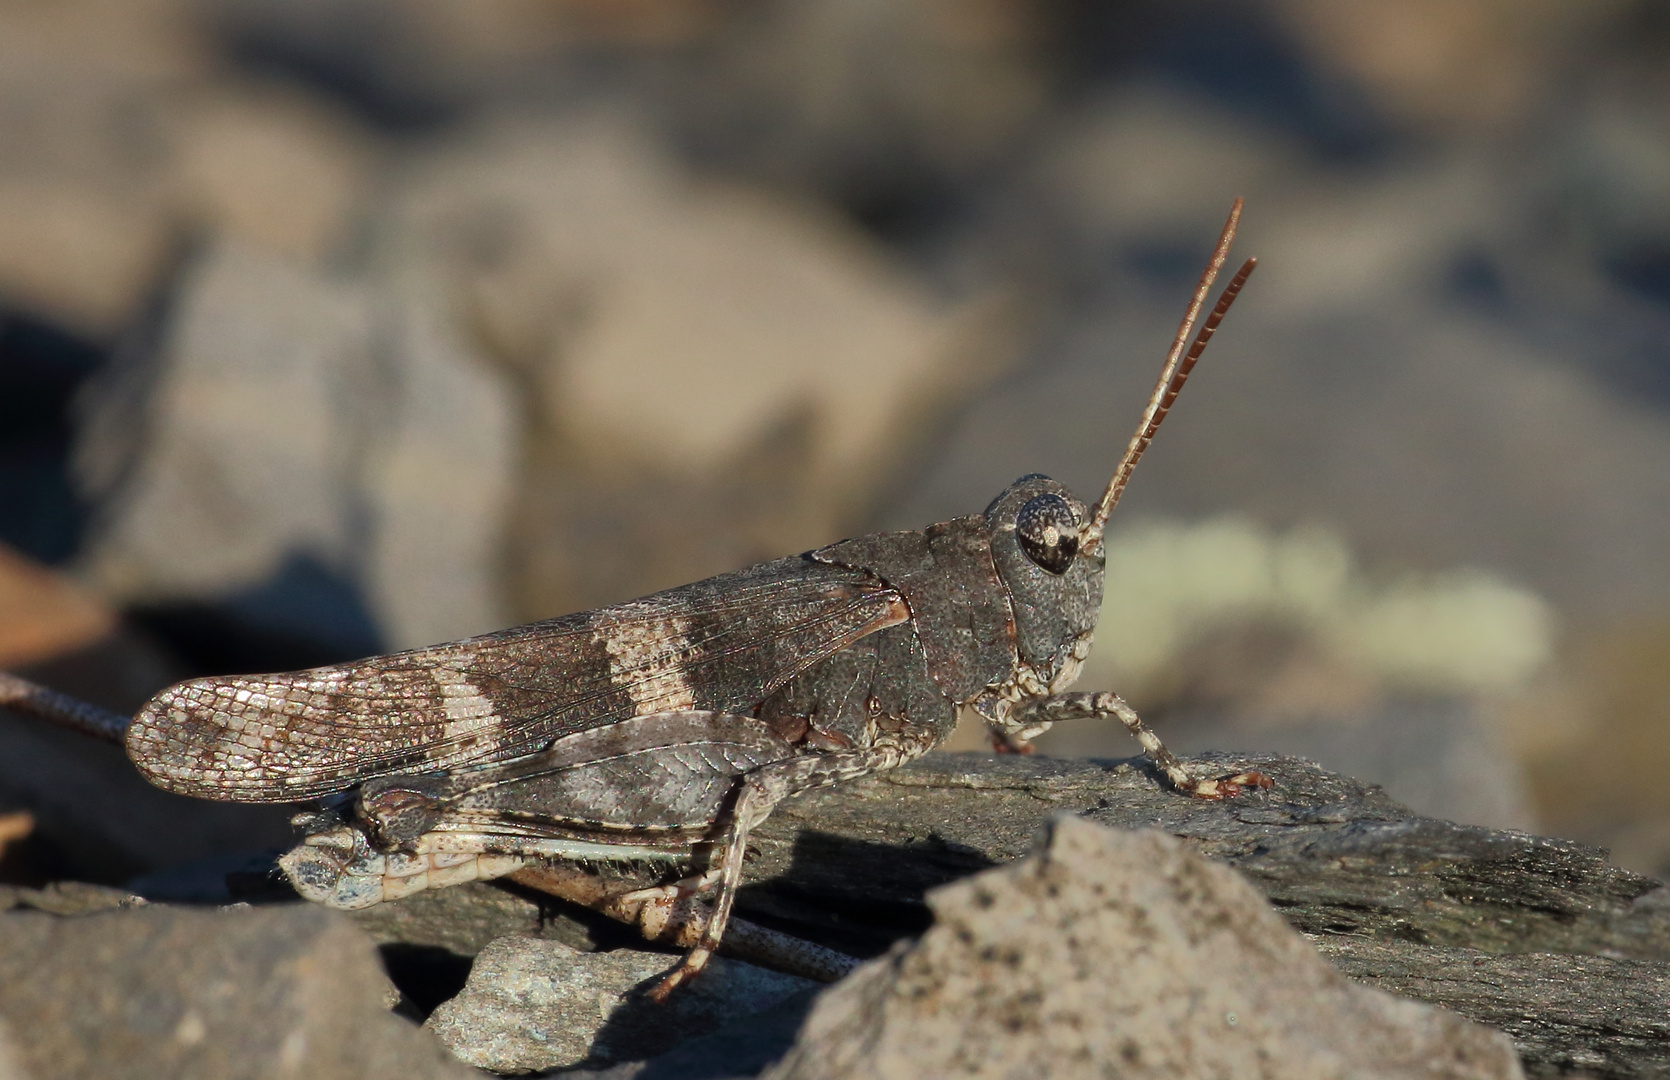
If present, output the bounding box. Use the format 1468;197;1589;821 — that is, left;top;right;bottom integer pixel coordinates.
675;0;1057;184
397;112;978;483
0;5;377;332
0;179;174;336
766;817;1523;1080
384;112;1007;615
164;86;377;265
0;0;204;334
0;0;206;88
1267;0;1634;133
0;545;114;669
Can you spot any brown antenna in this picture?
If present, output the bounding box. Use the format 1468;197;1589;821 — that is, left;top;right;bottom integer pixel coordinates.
1089;199;1257;533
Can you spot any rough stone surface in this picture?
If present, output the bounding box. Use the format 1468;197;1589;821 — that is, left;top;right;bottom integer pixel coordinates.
741;753;1665;962
1318;938;1670;1079
730;752;1669;1076
765;817;1523;1080
9;748;1668;1076
426;936;817;1072
0;900;473;1080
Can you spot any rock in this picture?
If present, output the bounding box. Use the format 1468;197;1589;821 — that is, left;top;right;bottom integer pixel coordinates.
347;877;599;959
1317;937;1670;1079
163;85;375;266
726;752;1669;1074
898;86;1670;628
0;814;29;868
0;544;114;671
74;240;378;612
425;936;817;1072
1154;698;1539;833
766;817;1522;1080
1264;2;1623;133
667;0;1058;193
72;234;520;656
0;0;199;335
351;260;518;651
740;753;1663;962
383;111;1003;619
1516;618;1670;878
0;901;474;1080
1023;513;1548;831
0;134;176;339
571;987;822;1080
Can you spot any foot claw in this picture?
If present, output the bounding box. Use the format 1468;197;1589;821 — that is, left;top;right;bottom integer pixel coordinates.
1186;770;1273;800
647;947;711;1002
991;734;1036;755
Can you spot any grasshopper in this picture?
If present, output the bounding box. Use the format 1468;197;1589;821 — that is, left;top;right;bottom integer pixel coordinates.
16;200;1263;995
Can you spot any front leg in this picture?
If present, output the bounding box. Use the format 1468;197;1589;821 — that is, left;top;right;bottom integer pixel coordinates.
1022;691;1272;799
649;739;927;1000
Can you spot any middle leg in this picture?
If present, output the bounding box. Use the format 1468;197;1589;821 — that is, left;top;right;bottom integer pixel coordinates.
648;742;922;999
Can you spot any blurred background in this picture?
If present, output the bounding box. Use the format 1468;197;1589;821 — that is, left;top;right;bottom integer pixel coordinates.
2;0;1669;893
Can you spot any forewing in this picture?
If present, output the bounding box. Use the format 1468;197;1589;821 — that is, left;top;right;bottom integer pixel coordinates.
128;557;907;801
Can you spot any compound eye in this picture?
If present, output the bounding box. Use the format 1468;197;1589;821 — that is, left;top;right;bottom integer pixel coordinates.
1015;494;1079;575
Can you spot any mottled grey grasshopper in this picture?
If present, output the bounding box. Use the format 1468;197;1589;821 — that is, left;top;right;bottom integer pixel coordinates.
49;201;1264;995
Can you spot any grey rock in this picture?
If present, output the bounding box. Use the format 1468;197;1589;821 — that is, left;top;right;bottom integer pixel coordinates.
627;987;820;1080
0;901;473;1080
559;986;821;1080
352;259;519;651
1317;938;1670;1079
730;752;1668;1075
765;816;1523;1080
742;752;1663;962
425;935;816;1073
71;231;520;656
75;239;379;611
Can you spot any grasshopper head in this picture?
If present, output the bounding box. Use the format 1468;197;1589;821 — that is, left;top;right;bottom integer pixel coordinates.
976;200;1258;747
985;474;1105;689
